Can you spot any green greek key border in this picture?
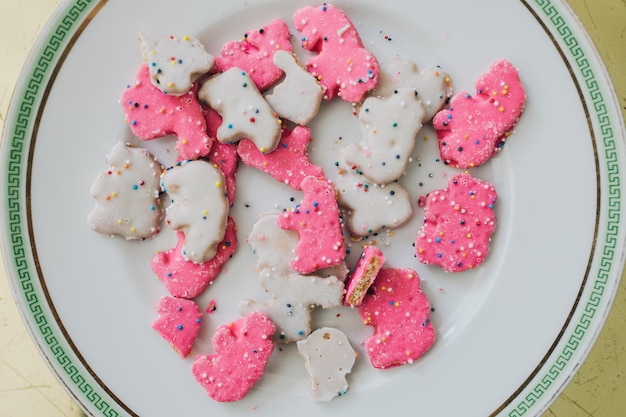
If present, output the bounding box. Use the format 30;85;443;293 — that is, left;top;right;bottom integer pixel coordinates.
4;0;122;416
2;0;621;416
508;0;620;416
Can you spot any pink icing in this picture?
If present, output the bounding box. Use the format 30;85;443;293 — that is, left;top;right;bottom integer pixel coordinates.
294;4;380;103
344;245;385;306
358;268;435;369
192;312;275;402
204;107;239;206
277;176;345;274
120;64;212;161
151;296;202;358
214;18;293;91
237;126;325;190
415;173;497;272
433;59;526;168
151;216;238;299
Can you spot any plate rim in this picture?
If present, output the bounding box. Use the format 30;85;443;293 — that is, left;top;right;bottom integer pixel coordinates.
1;0;625;416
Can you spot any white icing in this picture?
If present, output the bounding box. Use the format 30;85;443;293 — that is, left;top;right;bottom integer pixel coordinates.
138;33;214;96
248;212;299;274
88;142;163;240
239;268;345;343
334;163;413;237
248;212;350;280
373;57;453;120
314;262;350;281
198;67;282;153
297;327;356;401
160;160;228;264
264;50;324;125
342;88;426;184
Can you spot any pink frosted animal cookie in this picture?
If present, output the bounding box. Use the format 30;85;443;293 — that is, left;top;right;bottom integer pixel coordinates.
151;217;237;299
294;4;380;103
415;172;498;272
247;212;350;280
192;312;275;402
344;245;385;307
358;268;435;369
277;176;345;274
121;64;211;161
433;59;526;168
204;107;239;206
152;296;202;358
237;126;325;190
214;18;293;91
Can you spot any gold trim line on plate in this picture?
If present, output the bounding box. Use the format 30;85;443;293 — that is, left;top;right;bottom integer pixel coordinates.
22;1;601;416
24;1;139;416
490;1;600;415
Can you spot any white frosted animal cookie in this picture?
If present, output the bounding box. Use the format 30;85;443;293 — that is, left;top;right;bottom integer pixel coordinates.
335;162;413;238
138;33;214;96
373;57;453;120
88;142;163;240
248;212;350;280
248;212;299;275
160;159;229;264
198;67;282;153
297;327;356;401
342;88;426;184
239;268;345;343
264;50;324;125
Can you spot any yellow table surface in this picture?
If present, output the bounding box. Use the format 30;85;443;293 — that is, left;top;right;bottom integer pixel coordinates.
0;1;624;416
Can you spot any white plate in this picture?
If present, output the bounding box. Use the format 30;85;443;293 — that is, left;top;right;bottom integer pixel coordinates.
2;0;625;416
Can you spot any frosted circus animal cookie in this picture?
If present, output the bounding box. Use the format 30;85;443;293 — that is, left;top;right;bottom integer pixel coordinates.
239;268;345;343
214;18;293;91
151;217;237;299
207;141;238;206
373;58;453;120
358;268;435;369
88;142;163;240
204;107;239;206
264;50;324;125
248;212;299;274
294;4;380;103
121;64;211;161
198;67;282;153
277;176;345;274
151;296;202;358
342;88;426;184
237;126;324;191
344;245;385;307
415;172;497;272
297;327;356;401
247;212;350;281
432;59;526;168
160;159;229;264
334;164;412;237
192;312;275;402
137;33;214;96
313;261;350;282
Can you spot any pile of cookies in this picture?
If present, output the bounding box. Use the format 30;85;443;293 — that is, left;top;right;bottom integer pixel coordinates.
87;3;526;403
